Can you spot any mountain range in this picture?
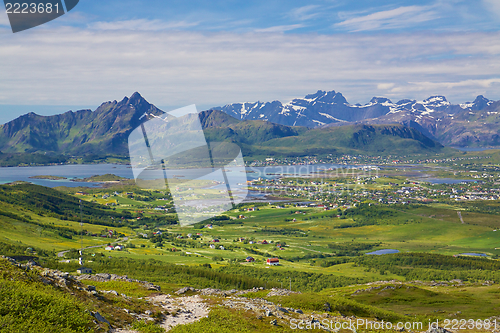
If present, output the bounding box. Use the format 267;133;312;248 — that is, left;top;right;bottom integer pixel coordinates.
0;92;447;161
213;90;500;147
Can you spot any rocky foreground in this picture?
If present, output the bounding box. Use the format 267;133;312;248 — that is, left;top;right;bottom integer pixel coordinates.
3;256;500;333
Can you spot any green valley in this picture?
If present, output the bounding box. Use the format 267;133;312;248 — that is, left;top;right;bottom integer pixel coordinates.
2;158;500;331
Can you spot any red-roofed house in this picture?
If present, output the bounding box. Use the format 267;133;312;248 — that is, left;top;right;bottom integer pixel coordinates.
266;258;279;266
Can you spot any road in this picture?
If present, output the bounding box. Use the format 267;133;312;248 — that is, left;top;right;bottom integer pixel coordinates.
57;244;107;258
56;236;129;258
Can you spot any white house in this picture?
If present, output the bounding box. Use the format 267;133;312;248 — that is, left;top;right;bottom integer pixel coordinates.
77;267;92;274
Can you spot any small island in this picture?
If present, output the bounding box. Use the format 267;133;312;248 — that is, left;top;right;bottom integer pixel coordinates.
71;174;129;183
28;175;68;180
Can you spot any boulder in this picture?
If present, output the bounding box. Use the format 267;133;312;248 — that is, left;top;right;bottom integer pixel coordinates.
175;286;196;295
92;311;110;326
323;302;331;312
277;307;289;314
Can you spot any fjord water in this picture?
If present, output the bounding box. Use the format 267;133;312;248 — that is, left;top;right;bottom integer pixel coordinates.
0;163;356;188
0;164;134;187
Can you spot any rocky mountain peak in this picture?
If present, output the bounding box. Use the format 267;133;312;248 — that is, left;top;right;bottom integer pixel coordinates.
471;95;491;110
369;97;393;104
424;95;447;103
304;90;328;100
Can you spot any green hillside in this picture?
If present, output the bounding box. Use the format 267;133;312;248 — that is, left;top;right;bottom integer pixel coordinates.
257;124;445;155
201;111;448;158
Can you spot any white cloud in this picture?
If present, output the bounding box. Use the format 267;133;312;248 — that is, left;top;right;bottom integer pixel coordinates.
377;83;395;90
1;29;500;110
483;0;500;18
389;79;500;93
254;24;305;33
89;19;199;31
288;5;321;21
335;5;440;32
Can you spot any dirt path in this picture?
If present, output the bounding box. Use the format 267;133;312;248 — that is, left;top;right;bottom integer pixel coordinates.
148;294;209;331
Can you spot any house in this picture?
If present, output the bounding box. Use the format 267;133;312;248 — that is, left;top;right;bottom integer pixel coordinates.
238;215;246;219
153;231;162;236
75;191;88;196
246;256;255;262
266;258;279;266
261;240;268;245
212;239;220;243
205;224;213;229
219;246;225;250
77;267;92;274
115;245;124;251
238;237;245;242
209;244;216;249
105;246;114;251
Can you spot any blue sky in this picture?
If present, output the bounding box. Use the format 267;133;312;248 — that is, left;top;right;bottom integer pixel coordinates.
1;0;500;123
54;0;500;33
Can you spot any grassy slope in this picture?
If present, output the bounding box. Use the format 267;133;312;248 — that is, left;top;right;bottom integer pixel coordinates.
0;259;97;333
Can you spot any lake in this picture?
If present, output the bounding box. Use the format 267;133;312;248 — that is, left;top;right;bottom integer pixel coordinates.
458;253;487;257
366;249;400;255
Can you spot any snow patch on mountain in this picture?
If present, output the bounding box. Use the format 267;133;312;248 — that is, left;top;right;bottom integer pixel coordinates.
211;90;495;128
